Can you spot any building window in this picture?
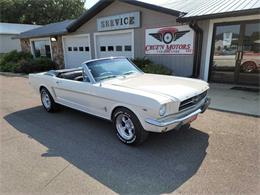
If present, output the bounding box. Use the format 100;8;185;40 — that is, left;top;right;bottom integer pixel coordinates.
108;46;114;51
100;46;106;52
31;39;51;58
79;47;84;51
116;46;122;51
85;46;89;51
73;47;78;51
68;47;72;51
125;45;131;51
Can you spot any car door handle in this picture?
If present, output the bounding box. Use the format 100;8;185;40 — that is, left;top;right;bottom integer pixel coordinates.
56;80;62;84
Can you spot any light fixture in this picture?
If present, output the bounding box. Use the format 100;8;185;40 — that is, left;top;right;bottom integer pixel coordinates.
51;36;57;42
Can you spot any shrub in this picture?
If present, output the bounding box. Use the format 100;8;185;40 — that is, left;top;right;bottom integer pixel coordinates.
132;57;153;69
19;58;58;74
0;50;33;72
0;62;20;72
0;50;57;74
0;50;32;64
132;57;172;75
142;63;172;75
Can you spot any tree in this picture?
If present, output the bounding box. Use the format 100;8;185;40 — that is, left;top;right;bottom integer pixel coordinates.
0;0;86;25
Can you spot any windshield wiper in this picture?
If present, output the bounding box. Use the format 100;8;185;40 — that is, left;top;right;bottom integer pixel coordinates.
99;75;117;81
123;71;137;75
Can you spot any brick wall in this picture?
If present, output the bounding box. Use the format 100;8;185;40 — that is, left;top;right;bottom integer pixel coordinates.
20;37;65;69
20;39;31;53
51;36;64;69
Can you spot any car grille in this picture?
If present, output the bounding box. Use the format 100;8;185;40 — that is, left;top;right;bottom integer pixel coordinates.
179;91;207;111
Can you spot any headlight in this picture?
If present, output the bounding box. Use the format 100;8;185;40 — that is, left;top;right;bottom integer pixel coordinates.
159;104;166;116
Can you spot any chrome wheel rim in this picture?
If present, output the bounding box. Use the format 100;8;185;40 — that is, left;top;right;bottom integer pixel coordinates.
116;114;135;140
41;91;51;109
245;65;254;72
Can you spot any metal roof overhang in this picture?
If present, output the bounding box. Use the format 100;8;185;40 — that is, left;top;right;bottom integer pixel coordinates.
14;31;68;39
177;8;260;22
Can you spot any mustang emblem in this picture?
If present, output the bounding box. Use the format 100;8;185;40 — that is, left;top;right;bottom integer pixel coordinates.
149;27;190;44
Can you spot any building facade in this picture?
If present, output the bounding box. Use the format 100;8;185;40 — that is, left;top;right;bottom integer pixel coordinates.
0;23;40;53
17;0;260;86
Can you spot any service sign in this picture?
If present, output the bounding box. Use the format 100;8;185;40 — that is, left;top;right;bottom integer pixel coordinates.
145;25;194;55
97;12;140;32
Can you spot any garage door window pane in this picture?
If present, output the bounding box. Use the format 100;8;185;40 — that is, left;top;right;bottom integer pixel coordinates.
125;45;131;51
108;46;114;51
116;46;122;51
68;47;72;51
73;47;78;51
79;47;84;51
100;46;106;52
85;47;89;51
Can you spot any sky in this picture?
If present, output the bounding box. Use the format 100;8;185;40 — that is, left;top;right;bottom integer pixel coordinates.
84;0;170;9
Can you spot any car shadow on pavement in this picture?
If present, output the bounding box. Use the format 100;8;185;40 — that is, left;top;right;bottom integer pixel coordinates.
4;106;209;194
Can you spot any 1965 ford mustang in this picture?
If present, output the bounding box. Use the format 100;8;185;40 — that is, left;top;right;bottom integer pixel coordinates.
29;57;210;145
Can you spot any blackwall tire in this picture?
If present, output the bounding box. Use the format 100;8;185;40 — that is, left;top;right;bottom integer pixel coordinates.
241;61;257;73
40;87;58;112
113;108;149;145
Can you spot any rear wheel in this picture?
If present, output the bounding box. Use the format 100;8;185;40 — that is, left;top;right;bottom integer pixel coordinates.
241;61;257;73
40;87;58;112
112;108;149;145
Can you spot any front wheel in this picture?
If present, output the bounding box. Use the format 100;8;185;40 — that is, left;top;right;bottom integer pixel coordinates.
40;87;58;112
113;108;149;145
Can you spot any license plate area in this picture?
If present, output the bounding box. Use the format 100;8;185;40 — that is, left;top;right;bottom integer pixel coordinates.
189;115;198;123
183;114;198;124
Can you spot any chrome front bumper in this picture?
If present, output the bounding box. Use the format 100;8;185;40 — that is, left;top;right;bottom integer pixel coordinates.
145;97;210;128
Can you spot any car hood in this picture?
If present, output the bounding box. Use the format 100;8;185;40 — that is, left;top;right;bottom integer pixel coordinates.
106;73;209;101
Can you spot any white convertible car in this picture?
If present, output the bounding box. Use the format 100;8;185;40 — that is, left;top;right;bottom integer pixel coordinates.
29;57;210;145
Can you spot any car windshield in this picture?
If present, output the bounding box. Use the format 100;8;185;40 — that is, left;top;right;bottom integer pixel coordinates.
86;58;142;82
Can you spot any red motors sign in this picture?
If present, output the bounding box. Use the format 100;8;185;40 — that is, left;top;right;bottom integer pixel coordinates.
145;25;194;55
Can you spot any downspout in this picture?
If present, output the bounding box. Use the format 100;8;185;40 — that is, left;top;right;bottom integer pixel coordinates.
189;21;203;78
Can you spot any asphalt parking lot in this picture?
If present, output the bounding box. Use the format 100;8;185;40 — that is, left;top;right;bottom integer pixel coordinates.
0;75;259;194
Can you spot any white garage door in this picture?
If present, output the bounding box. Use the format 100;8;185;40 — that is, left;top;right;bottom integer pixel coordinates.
63;35;91;69
95;31;133;59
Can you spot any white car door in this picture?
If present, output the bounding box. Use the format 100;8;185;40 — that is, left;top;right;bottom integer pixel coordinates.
53;78;112;119
53;78;94;112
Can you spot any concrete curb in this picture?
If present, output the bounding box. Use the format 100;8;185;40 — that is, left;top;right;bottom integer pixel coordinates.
208;107;260;118
0;72;28;78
